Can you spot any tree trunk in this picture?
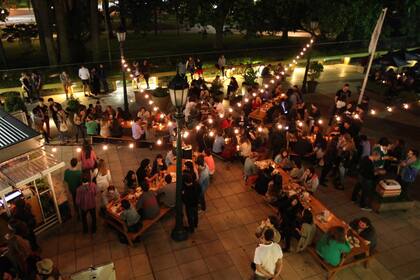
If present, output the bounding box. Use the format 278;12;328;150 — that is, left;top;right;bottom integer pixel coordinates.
154;7;158;36
282;28;289;40
119;0;127;30
0;38;7;67
31;0;58;65
102;0;113;39
53;0;72;63
31;0;46;55
90;0;100;61
214;22;224;49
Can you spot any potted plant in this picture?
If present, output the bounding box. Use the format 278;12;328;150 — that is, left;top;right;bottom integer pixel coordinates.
3;92;27;113
242;65;259;90
307;61;324;93
151;87;171;111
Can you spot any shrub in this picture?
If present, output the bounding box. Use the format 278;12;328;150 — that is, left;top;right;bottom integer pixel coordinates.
242;66;258;85
2;92;27;113
308;61;324;81
66;97;81;113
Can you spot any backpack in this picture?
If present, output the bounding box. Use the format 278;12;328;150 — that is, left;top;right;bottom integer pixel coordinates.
402;166;419;183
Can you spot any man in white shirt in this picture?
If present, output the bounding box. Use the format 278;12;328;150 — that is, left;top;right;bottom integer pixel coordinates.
78;65;91;97
132;117;145;141
253;229;283;280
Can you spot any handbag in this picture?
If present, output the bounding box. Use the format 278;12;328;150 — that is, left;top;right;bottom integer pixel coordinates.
336;100;346;109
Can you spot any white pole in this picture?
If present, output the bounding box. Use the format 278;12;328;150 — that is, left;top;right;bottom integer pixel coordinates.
358;8;387;105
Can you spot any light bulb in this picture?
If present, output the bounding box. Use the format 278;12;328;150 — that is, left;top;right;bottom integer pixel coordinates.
103;145;108;151
234;128;239;134
318;119;323;125
76;147;82;153
196;125;201;131
219;114;224;118
208;119;213;124
277;124;282;130
403;103;409;109
244;98;249;103
129;143;134;148
157;139;163;145
258;127;263;132
52;147;57;153
229;108;233;113
209;131;215;137
370;109;376;115
387;107;393;112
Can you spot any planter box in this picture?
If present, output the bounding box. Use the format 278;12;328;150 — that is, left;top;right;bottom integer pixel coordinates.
371;199;415;213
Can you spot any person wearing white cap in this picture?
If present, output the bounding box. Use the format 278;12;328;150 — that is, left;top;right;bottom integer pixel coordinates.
36;258;62;280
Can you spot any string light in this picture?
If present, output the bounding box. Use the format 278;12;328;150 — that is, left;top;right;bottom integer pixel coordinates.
168;121;173;126
403;103;409;109
276;75;280;79
270;79;275;84
52;147;57;153
277;124;283;130
370;109;376;115
183;131;189;138
244;98;249;103
149;100;154;105
196;125;201;131
234;128;239;134
103;145;108;151
209;131;215;137
259;89;264;93
318;119;323;125
297;121;303;127
336;116;341;121
258;126;263;132
76;147;82;153
153;106;158;111
219;114;224;118
157;139;163;145
228;108;233;113
264;84;269;89
129;143;134;149
353;113;360;119
387;107;393;112
208;118;213;124
237;103;242;107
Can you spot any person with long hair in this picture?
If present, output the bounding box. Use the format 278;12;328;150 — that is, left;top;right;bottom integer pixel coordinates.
79;142;97;172
316;226;351;266
91;159;112;192
124;170;137;193
136;159;158;189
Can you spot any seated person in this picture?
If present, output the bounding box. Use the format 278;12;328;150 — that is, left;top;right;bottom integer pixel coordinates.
100;119;110;137
203;149;215;175
137;107;151;121
244;153;259;179
154;174;176;208
165;148;176;166
136;159;158;188
261;64;272;78
255;215;282;243
85;116;99;136
298;167;319;194
212;131;225;154
316;226;351;266
291;135;314;159
289;159;305;180
132;117;145;140
295;209;316;252
101;185;120;206
124;170;137;193
265;174;282;205
110;118;123;138
120;199;141;232
274;150;293;170
278;195;303;251
349;217;377;252
136;184;160;220
151;154;167;176
255;166;274;195
226;77;239;99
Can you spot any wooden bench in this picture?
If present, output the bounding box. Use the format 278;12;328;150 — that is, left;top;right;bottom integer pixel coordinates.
105;207;171;246
307;245;376;280
90;135;154;147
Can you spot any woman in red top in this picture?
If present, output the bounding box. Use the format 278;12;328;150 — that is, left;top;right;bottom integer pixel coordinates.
79;143;97;172
220;114;233;130
252;96;262;111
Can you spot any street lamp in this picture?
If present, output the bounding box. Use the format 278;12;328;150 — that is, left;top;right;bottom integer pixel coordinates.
117;28;129;113
302;21;319;94
168;73;189;241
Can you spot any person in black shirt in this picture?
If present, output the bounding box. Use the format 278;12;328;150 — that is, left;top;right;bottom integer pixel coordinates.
47;98;61;131
151;154;167;176
182;173;201;233
329;83;351;125
335;83;351;104
351;152;381;210
349;217;377;252
226;77;239;100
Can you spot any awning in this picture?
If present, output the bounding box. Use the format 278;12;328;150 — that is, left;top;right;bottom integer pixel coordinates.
0;149;65;194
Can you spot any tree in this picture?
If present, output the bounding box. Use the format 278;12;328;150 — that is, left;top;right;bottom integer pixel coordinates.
0;6;9;66
90;0;100;60
53;0;72;63
31;0;58;65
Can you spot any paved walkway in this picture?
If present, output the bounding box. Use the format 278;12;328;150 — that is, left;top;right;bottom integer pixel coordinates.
39;144;420;280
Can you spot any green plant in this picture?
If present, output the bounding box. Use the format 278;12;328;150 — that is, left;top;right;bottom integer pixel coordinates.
66;97;81;113
242;66;258;85
152;87;169;98
308;61;324;81
3;92;27;113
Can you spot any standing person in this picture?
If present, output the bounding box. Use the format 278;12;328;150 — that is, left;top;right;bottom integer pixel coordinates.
226;77;239;100
182;173;200;233
31;71;42;99
97;64;109;93
195;57;203;77
59;71;72;100
253;228;283;280
57;108;69;143
217;55;226;78
79;143;97;172
32;105;49;143
319;137;339;186
12;198;39;251
90;68;100;96
47;98;61;132
329;83;351;125
196;155;210;211
73;108;86;143
91;159;112;192
19;72;33;102
203;149;215;176
398;149;420;199
177;60;187;79
186;56;195;80
64;158;82;219
35;98;51;140
76;176;98;234
78;65;91;97
351;151;381;211
141;59;151;89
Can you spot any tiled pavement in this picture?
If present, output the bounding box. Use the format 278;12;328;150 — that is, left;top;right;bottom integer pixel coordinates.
40;145;420;280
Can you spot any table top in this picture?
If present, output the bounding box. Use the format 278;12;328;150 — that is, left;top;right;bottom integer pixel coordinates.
255;159;370;257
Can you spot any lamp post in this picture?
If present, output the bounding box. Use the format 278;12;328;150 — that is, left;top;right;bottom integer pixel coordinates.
301;21;319;94
116;28;129;113
168;73;189;241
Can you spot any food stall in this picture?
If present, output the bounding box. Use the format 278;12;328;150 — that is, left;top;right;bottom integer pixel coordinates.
0;109;65;234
